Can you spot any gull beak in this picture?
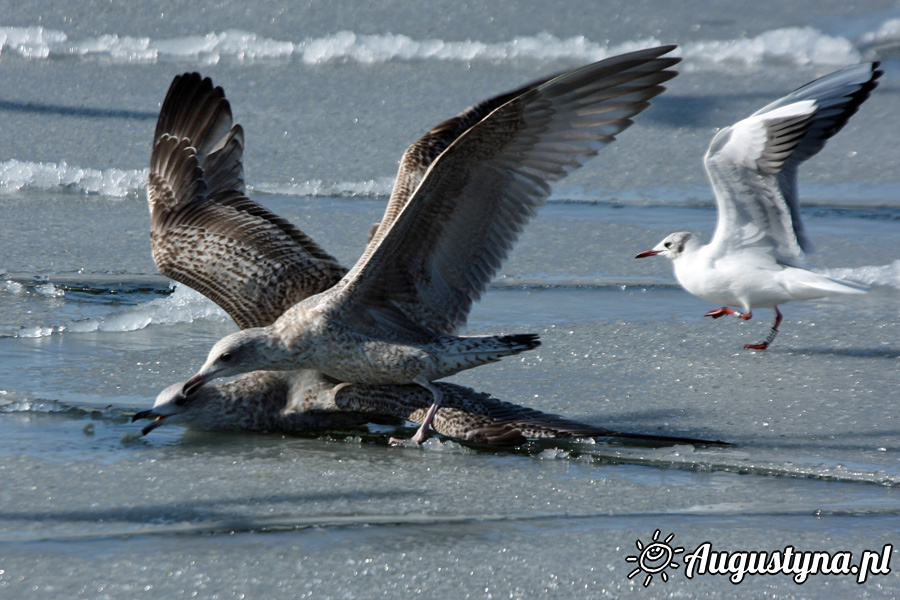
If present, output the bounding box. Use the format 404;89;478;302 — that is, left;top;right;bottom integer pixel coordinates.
635;249;661;259
182;372;212;396
132;409;167;435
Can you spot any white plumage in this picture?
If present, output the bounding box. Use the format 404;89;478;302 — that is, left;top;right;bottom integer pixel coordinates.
637;63;879;349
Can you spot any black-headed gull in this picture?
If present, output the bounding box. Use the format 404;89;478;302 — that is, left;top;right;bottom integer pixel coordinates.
636;63;880;350
166;47;681;443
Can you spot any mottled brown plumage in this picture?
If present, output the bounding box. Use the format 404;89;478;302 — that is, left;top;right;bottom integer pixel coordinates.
135;370;727;447
179;47;682;443
148;73;347;329
137;52;727;447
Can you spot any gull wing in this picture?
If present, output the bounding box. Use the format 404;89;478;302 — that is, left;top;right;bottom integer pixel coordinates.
149;73;347;329
361;71;563;261
336;382;728;447
333;46;680;337
704;63;881;263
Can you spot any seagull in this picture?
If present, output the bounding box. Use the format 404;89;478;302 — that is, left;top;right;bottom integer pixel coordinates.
636;63;880;350
170;46;681;442
138;66;729;448
133;371;728;447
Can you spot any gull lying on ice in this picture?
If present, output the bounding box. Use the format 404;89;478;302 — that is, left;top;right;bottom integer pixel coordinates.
134;370;727;446
135;68;728;447
636;63;880;349
172;47;681;442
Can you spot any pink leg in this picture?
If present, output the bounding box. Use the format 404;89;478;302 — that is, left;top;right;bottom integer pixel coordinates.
389;375;443;445
744;306;783;350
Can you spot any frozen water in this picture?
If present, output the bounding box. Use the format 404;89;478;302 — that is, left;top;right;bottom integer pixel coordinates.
1;0;899;598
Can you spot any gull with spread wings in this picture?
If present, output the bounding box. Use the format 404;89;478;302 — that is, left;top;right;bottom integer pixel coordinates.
637;63;879;350
163;47;680;443
136;69;729;447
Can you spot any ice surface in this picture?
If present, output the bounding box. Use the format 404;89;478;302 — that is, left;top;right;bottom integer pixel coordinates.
825;259;900;288
0;159;147;197
252;176;395;199
859;17;900;50
0;24;882;66
682;26;861;67
15;284;229;338
1;2;899;598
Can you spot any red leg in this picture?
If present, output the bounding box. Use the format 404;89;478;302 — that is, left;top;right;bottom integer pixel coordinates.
772;306;783;331
744;306;782;350
705;307;738;319
705;307;753;320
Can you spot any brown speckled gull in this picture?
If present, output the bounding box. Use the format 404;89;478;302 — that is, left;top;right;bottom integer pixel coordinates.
136;370;727;447
135;52;727;447
178;46;682;443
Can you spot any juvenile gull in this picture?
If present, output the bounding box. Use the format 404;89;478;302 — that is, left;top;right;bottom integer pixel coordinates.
135;372;728;446
137;67;728;447
178;46;682;443
636;63;880;350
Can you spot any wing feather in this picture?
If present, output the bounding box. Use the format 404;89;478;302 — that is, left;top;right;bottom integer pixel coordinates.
704;63;881;262
149;73;347;329
360;71;567;262
333;46;680;336
335;381;726;446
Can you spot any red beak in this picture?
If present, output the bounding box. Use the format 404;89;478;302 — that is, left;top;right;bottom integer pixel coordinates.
635;249;661;259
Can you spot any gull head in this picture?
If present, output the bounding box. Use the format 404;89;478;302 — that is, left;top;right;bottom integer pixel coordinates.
636;231;694;261
133;379;243;435
132;382;198;435
182;328;275;396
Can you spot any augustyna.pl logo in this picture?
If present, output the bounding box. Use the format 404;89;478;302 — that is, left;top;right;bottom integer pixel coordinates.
626;530;892;586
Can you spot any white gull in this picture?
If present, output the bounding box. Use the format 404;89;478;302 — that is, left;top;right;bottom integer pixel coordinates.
175;46;681;442
636;63;880;350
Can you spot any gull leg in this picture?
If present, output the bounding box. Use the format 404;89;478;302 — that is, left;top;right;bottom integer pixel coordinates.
705;307;747;319
744;306;782;350
389;375;443;445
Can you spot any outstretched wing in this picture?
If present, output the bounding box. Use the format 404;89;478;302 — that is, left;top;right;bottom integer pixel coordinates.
704;62;881;263
361;71;562;263
149;73;347;329
334;46;680;338
337;381;729;447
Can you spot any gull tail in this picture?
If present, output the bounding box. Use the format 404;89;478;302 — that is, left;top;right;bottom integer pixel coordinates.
802;275;868;295
442;333;541;372
782;268;869;299
495;333;541;354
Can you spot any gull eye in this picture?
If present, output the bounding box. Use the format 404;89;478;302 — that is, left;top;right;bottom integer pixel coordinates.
175;394;188;406
664;241;672;248
220;352;232;363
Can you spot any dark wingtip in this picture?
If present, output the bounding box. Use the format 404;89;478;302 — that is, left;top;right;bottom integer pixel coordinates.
508;333;541;350
605;431;734;446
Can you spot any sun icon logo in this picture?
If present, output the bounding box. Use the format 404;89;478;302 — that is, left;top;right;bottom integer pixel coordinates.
625;529;684;587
